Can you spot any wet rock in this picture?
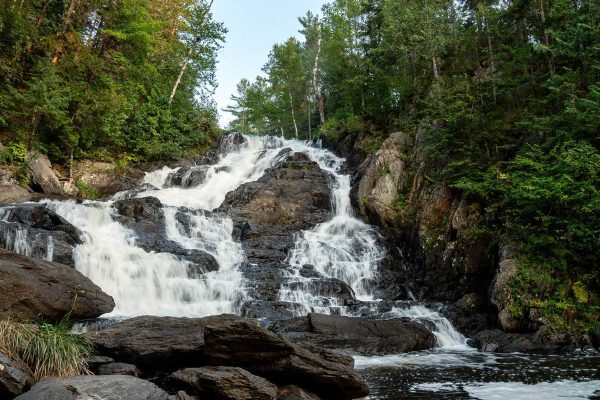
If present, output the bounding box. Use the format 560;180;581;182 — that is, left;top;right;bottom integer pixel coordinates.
0;248;114;322
203;319;369;399
240;300;301;321
112;197;219;272
24;151;63;195
270;313;436;356
97;362;141;377
277;385;320;400
84;315;242;371
14;375;169;400
166;166;209;188
469;329;564;353
0;204;83;266
86;356;115;373
219;152;332;305
441;293;495;337
219;132;247;154
0;352;34;399
170;367;278;400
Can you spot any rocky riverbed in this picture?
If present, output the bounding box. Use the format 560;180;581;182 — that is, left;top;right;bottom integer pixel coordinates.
0;133;598;399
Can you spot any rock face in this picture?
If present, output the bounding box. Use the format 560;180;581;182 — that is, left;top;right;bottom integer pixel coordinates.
166;166;209;188
218;152;334;314
0;353;34;399
271;313;436;355
70;160;142;197
489;244;520;332
0;204;83;266
14;375;169;400
170;367;278;400
86;315;368;399
24;151;63;195
203;319;369;399
112;197;219;272
0;249;114;322
277;385;320;400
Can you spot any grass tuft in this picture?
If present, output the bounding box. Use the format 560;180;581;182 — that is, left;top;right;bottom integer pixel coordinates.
0;318;92;380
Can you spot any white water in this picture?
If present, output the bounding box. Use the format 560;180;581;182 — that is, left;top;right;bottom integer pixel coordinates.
277;143;385;316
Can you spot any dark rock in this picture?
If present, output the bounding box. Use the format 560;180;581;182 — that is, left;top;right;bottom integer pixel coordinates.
270;313;436;356
219;132;248;154
0;248;114;322
441;293;495;337
240;300;302;321
170;367;278;400
97;362;141;377
170;391;199;400
218;152;332;305
86;356;115;373
469;329;566;353
166;166;209;188
0;352;34;398
84;315;242;371
112;198;219;272
0;204;83;266
277;385;320;400
203;319;369;399
14;375;169;400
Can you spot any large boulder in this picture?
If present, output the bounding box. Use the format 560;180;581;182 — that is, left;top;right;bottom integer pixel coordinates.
84;315;241;371
170;367;278;400
24;151;63;195
166;166;209;188
203;319;369;399
0;204;82;266
470;329;566;353
14;375;169;400
0;248;114;322
277;385;320;400
0;353;34;399
270;313;436;355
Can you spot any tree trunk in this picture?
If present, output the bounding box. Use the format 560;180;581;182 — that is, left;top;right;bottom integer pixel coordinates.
308;102;312;141
288;90;299;139
539;0;554;75
312;33;325;125
168;0;214;105
487;34;497;105
432;56;439;80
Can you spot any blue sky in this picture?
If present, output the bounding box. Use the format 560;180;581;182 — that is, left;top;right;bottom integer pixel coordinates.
212;0;329;127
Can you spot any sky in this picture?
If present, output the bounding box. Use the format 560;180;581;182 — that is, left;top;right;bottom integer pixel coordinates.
212;0;329;128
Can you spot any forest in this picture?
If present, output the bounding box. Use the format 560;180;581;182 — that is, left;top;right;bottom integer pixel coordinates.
0;0;224;163
227;0;599;334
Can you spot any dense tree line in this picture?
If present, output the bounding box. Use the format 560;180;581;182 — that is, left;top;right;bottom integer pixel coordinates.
0;0;225;163
227;0;599;334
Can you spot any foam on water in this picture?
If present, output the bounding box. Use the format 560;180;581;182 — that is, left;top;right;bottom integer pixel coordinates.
462;380;600;400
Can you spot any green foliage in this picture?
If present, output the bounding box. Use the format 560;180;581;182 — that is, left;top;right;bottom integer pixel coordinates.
0;319;92;381
227;0;600;334
0;0;225;162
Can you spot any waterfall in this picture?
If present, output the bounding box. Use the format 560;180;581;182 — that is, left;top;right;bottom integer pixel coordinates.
0;134;466;347
277;142;384;315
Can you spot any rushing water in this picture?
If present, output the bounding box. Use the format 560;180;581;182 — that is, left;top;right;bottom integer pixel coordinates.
1;134;598;399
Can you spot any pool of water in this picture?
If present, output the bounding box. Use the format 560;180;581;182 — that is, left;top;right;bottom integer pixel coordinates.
356;349;600;399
